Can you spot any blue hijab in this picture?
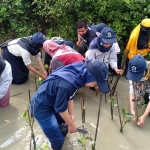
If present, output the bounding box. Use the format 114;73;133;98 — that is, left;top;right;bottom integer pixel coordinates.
17;37;41;56
89;36;112;52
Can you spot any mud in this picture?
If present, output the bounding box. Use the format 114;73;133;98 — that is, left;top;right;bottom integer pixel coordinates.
0;67;150;150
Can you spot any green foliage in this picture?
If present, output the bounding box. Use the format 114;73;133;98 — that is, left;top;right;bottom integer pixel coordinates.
0;0;150;53
36;77;43;85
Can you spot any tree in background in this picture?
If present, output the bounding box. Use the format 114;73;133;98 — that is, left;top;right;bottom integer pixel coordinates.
0;0;150;53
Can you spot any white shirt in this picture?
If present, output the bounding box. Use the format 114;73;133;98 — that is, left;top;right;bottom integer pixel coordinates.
0;61;12;99
7;39;41;66
85;42;120;69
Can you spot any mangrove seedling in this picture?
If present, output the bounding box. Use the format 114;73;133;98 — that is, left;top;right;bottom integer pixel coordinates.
22;108;36;150
37;77;43;85
108;97;118;120
44;64;49;70
77;135;95;150
120;108;133;133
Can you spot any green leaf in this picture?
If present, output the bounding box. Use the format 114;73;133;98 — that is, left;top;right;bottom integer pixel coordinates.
122;108;126;115
22;110;27;119
125;113;133;118
124;119;131;123
114;104;118;107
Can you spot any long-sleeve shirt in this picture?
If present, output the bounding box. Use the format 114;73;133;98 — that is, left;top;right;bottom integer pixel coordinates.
85;42;120;69
0;61;12;99
7;39;41;66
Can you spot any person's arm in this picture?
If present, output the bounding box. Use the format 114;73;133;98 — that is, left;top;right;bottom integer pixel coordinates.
59;110;77;133
109;45;123;75
27;64;47;79
35;52;48;77
68;100;75;121
37;59;47;76
85;49;97;60
76;32;81;46
129;80;137;121
137;101;150;126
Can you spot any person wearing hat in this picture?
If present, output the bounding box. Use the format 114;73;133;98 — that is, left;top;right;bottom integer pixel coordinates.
44;37;76;68
43;40;85;74
0;55;12;107
76;19;97;55
2;32;47;84
86;27;123;75
30;59;109;150
90;22;107;36
126;54;149;123
124;18;150;76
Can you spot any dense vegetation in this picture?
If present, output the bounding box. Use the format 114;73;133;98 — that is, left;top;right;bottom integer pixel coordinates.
0;0;150;53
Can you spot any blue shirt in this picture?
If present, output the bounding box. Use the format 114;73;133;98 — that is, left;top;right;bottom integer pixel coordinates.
30;62;96;116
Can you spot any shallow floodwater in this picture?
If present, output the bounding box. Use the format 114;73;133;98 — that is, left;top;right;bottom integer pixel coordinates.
0;71;150;150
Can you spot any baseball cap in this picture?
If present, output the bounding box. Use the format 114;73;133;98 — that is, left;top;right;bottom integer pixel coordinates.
91;23;107;33
32;32;46;44
54;40;75;49
100;27;117;44
126;54;146;82
64;41;75;49
85;59;109;93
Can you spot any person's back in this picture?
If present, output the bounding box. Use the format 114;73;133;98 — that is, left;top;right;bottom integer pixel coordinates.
43;40;85;73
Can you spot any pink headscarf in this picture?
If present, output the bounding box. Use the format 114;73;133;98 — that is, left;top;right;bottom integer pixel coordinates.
43;40;69;56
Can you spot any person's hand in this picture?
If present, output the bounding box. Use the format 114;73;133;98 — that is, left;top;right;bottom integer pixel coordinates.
114;68;124;75
68;123;77;133
76;41;80;46
137;115;146;126
41;74;47;80
131;110;137;121
43;69;48;77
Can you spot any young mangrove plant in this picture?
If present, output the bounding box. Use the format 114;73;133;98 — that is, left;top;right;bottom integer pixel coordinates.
108;97;118;120
22;107;36;150
77;135;95;150
120;108;133;133
22;90;36;150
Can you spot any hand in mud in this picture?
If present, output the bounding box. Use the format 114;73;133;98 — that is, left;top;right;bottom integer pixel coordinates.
137;115;146;126
68;123;77;133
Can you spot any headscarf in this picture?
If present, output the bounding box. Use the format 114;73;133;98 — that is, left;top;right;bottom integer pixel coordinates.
89;35;112;52
43;40;70;57
125;18;150;59
17;37;41;56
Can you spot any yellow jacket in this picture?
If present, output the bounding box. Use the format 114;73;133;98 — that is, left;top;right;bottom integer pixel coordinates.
125;19;150;59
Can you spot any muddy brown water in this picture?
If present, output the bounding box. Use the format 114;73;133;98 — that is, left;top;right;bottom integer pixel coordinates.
0;71;150;150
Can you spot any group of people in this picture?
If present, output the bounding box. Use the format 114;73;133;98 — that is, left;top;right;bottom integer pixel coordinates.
0;18;150;150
